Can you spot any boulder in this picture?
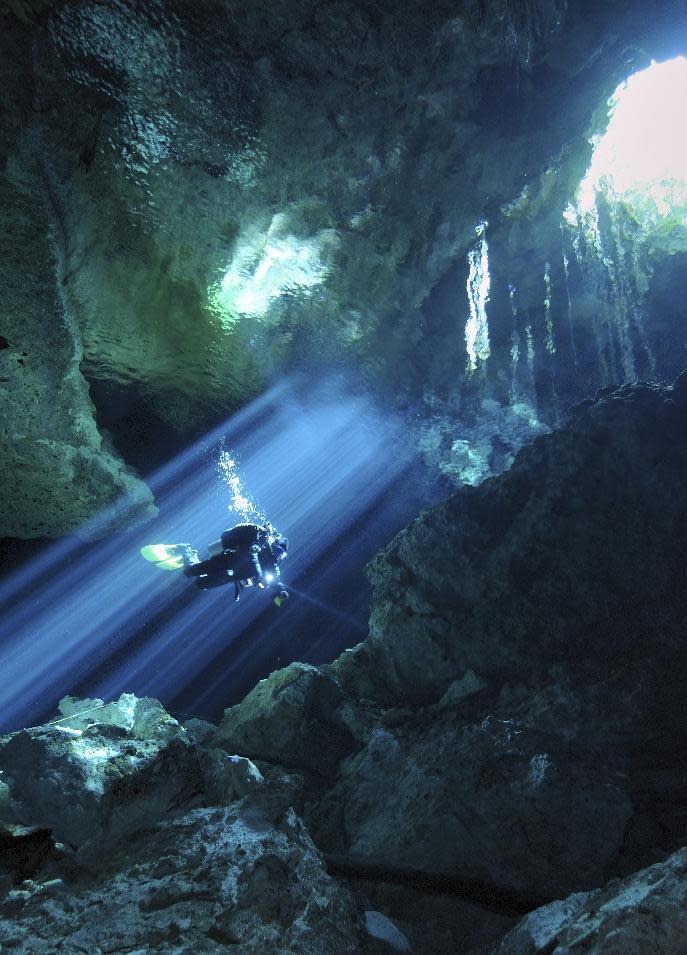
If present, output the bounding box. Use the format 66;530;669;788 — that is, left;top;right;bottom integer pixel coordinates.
213;663;356;780
490;847;687;955
311;710;631;899
0;693;253;846
0;804;364;954
336;380;687;706
0;692;368;953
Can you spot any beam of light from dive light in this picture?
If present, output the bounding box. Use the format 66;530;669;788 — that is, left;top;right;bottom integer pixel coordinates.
0;378;414;731
189;583;369;716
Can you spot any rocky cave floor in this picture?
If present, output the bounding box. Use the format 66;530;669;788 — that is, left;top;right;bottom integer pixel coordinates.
2;375;687;954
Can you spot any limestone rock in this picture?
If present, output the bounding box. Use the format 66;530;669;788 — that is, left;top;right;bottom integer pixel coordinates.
311;712;631;899
339;379;687;705
3;0;679;539
0;692;307;863
0;694;205;846
0;804;364;954
210;380;687;911
0;18;156;539
0;158;156;539
0;694;366;952
181;716;217;746
213;663;356;779
490;847;687;955
200;749;265;806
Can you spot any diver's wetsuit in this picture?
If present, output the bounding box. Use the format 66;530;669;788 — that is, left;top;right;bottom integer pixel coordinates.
183;523;282;596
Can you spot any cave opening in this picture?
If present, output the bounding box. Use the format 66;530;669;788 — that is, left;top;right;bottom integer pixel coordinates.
557;55;687;391
575;55;687;225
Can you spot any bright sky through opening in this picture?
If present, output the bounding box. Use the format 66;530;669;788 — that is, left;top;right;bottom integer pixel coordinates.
577;56;687;217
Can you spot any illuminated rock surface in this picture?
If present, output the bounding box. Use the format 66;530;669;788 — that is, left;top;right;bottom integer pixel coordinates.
0;694;367;954
489;848;687;955
0;695;208;845
0;806;363;954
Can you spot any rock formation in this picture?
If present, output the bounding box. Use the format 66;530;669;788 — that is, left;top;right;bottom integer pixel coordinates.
3;0;687;535
0;694;369;953
489;848;687;955
211;376;687;949
2;377;687;951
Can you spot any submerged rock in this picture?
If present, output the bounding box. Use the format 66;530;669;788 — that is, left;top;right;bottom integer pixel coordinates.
213;662;357;780
0;694;203;846
342;379;687;705
0;805;363;954
0;693;365;953
0;692;283;851
207;378;687;931
312;711;631;899
490;847;687;955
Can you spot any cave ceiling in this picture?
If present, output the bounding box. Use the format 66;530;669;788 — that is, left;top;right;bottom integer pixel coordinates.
1;0;686;537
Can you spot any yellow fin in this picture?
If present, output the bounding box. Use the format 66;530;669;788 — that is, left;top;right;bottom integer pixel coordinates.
140;544;185;570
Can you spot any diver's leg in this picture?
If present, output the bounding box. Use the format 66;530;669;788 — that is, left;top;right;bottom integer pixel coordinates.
183;558;208;578
195;574;229;590
187;554;235;590
169;544;199;573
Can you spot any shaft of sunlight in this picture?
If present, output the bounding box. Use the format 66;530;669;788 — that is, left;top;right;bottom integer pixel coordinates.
0;377;413;732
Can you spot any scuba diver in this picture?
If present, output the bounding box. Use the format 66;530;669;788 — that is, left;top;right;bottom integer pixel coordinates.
172;523;289;605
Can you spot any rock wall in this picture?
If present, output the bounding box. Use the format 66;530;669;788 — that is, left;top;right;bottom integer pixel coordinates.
0;13;156;537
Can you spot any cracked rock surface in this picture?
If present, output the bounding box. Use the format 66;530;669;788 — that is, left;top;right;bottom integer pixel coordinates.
0;693;365;954
0;805;362;954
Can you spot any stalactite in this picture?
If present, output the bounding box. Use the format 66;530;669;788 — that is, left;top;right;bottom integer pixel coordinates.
465;221;491;373
560;224;578;370
543;260;555;355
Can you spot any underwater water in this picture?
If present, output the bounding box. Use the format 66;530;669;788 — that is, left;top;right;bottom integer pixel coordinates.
0;377;440;733
2;6;687;953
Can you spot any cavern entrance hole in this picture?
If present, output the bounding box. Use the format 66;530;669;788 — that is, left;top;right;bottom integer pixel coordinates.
574;55;687;227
